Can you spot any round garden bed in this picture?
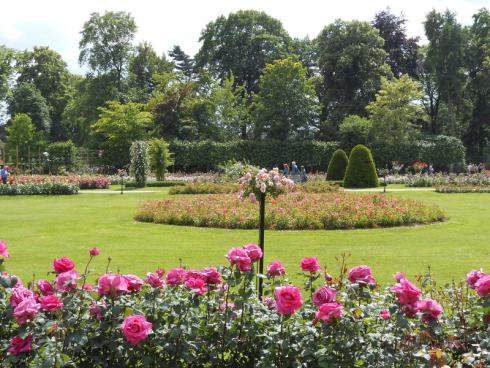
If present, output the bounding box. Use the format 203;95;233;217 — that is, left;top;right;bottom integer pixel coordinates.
135;192;446;230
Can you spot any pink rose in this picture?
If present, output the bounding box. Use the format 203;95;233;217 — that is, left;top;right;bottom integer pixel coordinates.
185;277;208;295
267;261;286;277
315;302;343;324
324;273;333;282
348;265;376;285
97;274;128;296
274;285;303;315
145;272;164;288
0;240;9;257
7;335;32;356
13;298;40;325
166;268;188;286
262;296;276;310
186;269;206;281
90;300;106;320
155;268;165;277
403;303;418;318
243;243;263;262
201;267;221;285
312;286;337;306
36;280;54;296
380;309;391;320
475;274;490;297
82;283;94;291
10;287;35;307
249;193;257;204
300;257;321;273
390;278;421;306
40;295;64;312
226;248;252;271
394;272;406;282
52;257;75;274
55;270;79;292
121;314;152;345
416;298;443;323
89;247;100;257
467;270;485;290
123;274;144;292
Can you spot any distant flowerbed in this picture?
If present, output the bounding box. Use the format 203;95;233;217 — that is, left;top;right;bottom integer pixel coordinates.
435;185;490;193
135;192;445;230
0;183;78;195
0;241;489;366
8;175;111;189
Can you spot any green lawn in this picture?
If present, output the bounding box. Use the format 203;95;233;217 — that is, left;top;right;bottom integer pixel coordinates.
1;187;489;285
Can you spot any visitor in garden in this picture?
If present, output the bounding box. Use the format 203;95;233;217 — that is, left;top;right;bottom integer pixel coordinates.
300;165;308;182
283;163;290;178
0;165;8;185
428;164;434;175
291;161;300;182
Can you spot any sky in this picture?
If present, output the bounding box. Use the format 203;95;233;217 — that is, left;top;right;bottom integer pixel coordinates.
0;0;488;74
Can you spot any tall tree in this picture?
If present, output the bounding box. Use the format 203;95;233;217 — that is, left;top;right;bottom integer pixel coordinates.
169;46;195;80
316;20;392;125
8;82;51;135
6;113;35;163
253;58;320;140
0;46;15;102
79;11;137;95
423;9;467;136
15;46;71;140
372;9;420;78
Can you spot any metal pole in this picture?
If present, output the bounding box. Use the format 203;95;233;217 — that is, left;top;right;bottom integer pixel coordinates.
258;192;266;298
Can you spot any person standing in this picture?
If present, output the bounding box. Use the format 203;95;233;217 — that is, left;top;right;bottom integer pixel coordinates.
291;161;300;183
283;163;290;178
300;165;308;182
0;165;8;185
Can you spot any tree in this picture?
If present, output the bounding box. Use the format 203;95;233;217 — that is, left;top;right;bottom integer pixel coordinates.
0;45;15;102
129;42;173;102
343;145;378;188
15;46;71;140
372;9;420;78
8;82;51;135
169;46;195;80
316;20;392;125
423;10;466;136
148;138;174;180
79;11;137;94
253;58;320;140
130;141;150;187
338;115;372;150
91;101;152;167
6;113;35;163
367;75;424;146
326;149;349;181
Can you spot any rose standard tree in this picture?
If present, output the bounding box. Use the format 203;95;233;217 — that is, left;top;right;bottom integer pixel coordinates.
239;168;293;296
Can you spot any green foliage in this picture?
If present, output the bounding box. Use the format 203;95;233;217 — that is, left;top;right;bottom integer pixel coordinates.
124;180;183;188
338;115;372;150
368;75;424;145
0;45;15;102
343;145;379;188
168;182;238;195
326;149;349;180
92;101;152;167
130;141;150;187
148;138;174;181
46;141;78;174
253;58;320;140
169;140;340;172
6;114;36;162
0;183;78;195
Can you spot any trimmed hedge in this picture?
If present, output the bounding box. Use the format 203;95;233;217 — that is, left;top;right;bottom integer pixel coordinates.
344;145;379;188
0;183;79;195
124;181;185;188
169;140;340;172
326;149;349;180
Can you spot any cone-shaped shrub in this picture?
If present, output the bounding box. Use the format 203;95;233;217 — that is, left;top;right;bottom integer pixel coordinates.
343;145;378;188
326;149;349;181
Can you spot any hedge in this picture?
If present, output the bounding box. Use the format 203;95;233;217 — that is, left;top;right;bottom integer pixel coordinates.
0;183;79;195
124;181;185;188
343;145;378;188
169;140;340;172
326;149;349;180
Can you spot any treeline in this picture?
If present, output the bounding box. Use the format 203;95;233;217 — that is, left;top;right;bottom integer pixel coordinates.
0;8;489;170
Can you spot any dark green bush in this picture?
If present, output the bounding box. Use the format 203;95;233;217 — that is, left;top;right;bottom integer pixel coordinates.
46;141;77;174
169;140;339;172
326;149;349;180
343;145;378;188
0;183;79;195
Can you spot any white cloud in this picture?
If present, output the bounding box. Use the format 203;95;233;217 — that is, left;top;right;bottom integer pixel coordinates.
0;0;487;73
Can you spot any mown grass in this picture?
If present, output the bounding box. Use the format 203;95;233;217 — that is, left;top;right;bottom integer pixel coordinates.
1;187;489;285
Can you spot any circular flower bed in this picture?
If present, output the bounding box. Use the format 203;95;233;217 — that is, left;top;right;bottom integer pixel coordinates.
135;192;446;230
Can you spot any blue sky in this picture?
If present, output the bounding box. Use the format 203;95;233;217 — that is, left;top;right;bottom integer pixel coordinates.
0;0;488;74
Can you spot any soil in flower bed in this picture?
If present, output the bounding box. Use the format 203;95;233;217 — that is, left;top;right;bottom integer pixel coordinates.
135;192;446;230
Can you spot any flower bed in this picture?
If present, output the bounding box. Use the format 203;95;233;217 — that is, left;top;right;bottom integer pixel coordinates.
405;173;490;187
8;175;111;189
0;183;78;195
435;185;490;193
169;182;239;195
135;192;445;230
0;241;489;367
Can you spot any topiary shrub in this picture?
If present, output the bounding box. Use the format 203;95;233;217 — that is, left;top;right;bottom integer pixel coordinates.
343;145;378;188
326;149;349;180
130;141;150;188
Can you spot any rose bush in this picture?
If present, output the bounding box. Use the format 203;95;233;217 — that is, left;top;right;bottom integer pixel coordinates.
8;175;110;189
0;241;489;367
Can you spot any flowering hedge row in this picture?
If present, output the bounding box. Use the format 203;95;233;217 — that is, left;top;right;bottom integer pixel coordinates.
405;173;490;188
0;241;489;367
0;183;78;195
169;182;239;195
435;185;490;193
135;192;445;230
8;176;111;189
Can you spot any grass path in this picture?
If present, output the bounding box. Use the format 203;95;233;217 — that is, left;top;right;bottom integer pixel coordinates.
1;188;489;285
